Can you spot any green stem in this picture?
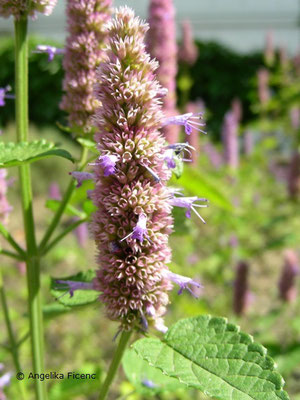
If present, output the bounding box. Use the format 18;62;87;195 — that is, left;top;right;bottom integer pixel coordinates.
98;331;132;400
41;218;87;256
39;146;88;253
0;222;26;257
0;248;24;260
15;18;47;400
0;273;27;400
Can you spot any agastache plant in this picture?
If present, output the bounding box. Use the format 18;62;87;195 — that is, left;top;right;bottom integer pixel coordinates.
0;0;56;19
278;250;299;303
0;169;12;225
222;110;239;169
178;20;198;65
147;0;179;144
60;0;112;135
0;2;292;400
90;6;205;332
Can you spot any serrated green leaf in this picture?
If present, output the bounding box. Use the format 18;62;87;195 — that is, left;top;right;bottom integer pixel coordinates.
133;315;290;400
0;140;74;167
123;348;185;395
50;270;99;307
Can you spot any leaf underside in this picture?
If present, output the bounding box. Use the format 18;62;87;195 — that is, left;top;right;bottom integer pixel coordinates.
132;315;290;400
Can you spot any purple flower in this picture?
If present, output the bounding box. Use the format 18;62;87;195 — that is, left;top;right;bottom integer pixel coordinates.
142;379;159;389
178;20;198;65
0;169;12;225
222;111;239;169
164;142;195;169
166;271;202;297
55;280;94;297
257;68;270;105
279;250;299;303
33;45;64;62
162;113;206;136
147;0;179;144
170;195;208;223
121;214;151;243
73;221;88;247
48;182;61;200
0;86;14;107
233;261;252;315
70;171;94;187
92;154;118;177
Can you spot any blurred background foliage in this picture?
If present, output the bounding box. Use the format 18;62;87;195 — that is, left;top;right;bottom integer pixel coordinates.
0;36;263;141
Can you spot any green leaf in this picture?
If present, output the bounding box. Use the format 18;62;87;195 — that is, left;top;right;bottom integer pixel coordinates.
132;315;289;400
50;270;99;307
172;157;184;179
43;302;72;319
0;140;74;167
176;167;232;211
45;199;87;219
122;348;185;395
77;138;98;154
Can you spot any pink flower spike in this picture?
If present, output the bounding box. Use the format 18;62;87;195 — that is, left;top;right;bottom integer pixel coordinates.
170;196;208;223
162;113;206;135
54;280;94;298
70;171;94;187
166;271;203;298
33;45;64;62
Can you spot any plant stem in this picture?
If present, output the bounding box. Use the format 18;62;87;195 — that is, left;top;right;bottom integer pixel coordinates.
0;222;26;257
0;248;24;260
39;146;88;253
15;18;47;400
0;272;27;400
98;331;132;400
42;218;87;256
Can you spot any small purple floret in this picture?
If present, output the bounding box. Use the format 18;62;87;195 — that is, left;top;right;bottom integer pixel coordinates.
167;271;202;298
162;113;206;135
55;280;94;298
121;214;151;243
142;379;158;389
170;196;208;223
0;86;15;107
70;171;94;187
33;45;64;62
91;154;118;176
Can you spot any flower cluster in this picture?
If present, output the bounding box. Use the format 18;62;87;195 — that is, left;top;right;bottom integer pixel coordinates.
233;261;252;315
0;169;12;225
147;0;179;144
0;0;56;19
87;7;205;331
222;111;239;169
60;0;112;135
278;250;299;303
178;20;198;65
